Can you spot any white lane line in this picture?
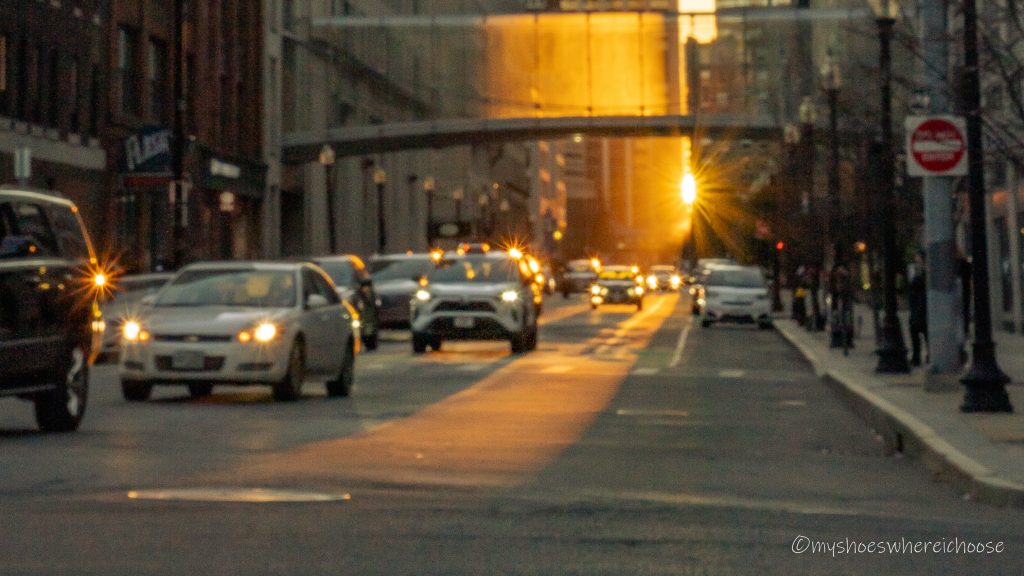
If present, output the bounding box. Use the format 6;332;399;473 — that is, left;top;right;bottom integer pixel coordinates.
616;408;689;418
632;367;660;376
669;319;693;368
719;369;746;378
457;364;488;372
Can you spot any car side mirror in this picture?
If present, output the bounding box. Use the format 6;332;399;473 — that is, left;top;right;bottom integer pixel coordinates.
0;235;35;259
306;293;330;309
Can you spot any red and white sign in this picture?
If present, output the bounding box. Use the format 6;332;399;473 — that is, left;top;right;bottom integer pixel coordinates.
905;116;968;177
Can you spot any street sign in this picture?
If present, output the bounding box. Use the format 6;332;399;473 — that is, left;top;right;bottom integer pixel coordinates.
905;116;968;177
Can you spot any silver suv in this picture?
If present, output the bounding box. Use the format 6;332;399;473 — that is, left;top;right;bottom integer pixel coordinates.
410;251;541;354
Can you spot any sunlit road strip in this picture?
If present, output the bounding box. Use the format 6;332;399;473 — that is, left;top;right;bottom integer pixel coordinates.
210;294;679;490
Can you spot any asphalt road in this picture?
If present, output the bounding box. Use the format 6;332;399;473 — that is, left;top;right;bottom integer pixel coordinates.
1;293;1022;575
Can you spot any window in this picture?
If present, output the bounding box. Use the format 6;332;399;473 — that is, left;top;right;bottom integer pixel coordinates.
15;36;27;120
32;45;44;122
147;38;167;122
68;58;79;133
117;26;139;115
46;48;59;127
12;203;58;255
89;64;100;135
46;204;92;262
0;35;7;102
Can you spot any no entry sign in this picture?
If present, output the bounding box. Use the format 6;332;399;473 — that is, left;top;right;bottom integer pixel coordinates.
905;116;968;177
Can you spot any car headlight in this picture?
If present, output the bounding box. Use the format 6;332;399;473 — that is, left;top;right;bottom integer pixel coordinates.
646;275;658;288
415;289;432;302
501;290;519;303
670;275;682;288
590;285;601;295
238;322;279;343
636;286;645;295
122;320;149;342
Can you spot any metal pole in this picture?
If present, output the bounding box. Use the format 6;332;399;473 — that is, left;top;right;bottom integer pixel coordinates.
960;0;1013;411
376;182;386;253
171;0;186;269
828;85;843;347
426;187;434;247
875;16;911;373
325;163;337;253
920;0;962;379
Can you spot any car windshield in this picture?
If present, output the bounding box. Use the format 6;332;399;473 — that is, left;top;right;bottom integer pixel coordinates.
316;260;354;286
156;269;297;308
651;266;675;274
368;257;434;281
567;261;593;272
706;268;765;288
428;257;520;284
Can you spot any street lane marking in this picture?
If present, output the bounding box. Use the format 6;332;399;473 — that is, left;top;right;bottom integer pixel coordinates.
457;364;488;372
127;488;352;503
719;369;746;378
780;400;807;407
668;319;693;368
631;368;660;376
616;408;689;418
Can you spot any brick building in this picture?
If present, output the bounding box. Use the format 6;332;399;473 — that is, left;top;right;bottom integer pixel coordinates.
104;0;265;272
0;0;108;238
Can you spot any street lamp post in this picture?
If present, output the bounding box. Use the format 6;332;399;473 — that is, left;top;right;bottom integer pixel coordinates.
960;0;1013;411
823;55;846;348
319;145;337;254
452;186;464;223
872;0;910;373
373;167;387;253
423;176;436;247
799;96;823;331
477;192;490;240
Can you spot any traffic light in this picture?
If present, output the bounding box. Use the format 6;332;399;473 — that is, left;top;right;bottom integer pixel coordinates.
776;241;785;251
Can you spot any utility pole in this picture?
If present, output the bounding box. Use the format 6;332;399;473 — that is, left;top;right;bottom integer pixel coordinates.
171;0;186;269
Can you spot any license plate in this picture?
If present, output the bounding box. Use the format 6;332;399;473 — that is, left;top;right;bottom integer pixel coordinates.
172;351;205;370
454;317;475;329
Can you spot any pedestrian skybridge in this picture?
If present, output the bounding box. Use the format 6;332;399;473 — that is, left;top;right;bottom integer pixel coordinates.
282;6;872;161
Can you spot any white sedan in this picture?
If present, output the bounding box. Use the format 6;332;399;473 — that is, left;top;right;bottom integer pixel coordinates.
118;262;357;401
698;265;773;329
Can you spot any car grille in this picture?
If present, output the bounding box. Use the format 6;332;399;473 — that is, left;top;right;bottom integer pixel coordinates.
153;334;233;343
434;300;496;313
155;356;226;371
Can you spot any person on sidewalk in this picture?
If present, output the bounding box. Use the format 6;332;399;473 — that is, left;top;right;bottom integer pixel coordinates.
908;250;928;367
792;265;807;325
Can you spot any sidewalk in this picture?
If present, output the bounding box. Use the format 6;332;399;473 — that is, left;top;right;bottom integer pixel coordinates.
774;297;1024;508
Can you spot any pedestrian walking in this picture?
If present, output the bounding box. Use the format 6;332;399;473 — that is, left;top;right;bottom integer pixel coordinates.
792;266;807;325
908;251;928;366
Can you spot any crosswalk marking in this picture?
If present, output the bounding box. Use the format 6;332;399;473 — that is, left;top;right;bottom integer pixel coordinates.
616;408;689;418
542;365;573;374
632;367;660;376
719;369;746;378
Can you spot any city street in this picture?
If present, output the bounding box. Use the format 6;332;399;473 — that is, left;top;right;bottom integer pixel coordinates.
2;293;1021;575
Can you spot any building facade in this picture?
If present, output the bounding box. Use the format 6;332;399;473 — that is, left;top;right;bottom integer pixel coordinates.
0;0;108;240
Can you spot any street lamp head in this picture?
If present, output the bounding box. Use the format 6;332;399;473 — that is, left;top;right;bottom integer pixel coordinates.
499;199;510;212
452;186;464;201
681;173;698;206
821;54;842;90
799;96;818;124
423;176;436;192
318;145;336;166
868;0;898;19
373;168;387;185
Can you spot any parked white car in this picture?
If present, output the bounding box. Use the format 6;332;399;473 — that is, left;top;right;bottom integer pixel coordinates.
118;262;357;401
410;251;541;354
698;265;773;329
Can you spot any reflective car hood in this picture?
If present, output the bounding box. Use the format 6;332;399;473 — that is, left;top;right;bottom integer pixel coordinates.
141;306;293;335
705;286;767;296
426;283;516;298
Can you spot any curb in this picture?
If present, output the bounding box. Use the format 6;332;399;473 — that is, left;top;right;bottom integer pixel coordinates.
775;321;1024;509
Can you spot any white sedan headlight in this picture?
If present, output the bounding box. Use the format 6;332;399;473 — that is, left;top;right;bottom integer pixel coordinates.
238;322;280;343
590;285;601;295
415;289;432;302
501;290;519;303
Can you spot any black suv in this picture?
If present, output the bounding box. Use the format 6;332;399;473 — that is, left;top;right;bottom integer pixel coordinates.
0;187;102;432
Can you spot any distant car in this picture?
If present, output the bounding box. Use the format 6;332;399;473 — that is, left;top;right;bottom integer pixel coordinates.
0;187;104;431
589;265;645;310
688;261;736;314
312;255;380;350
118;262;357;401
410;250;541;354
367;253;436;328
560;259;598;297
648;265;682;291
698;265;773;329
98;272;174;362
